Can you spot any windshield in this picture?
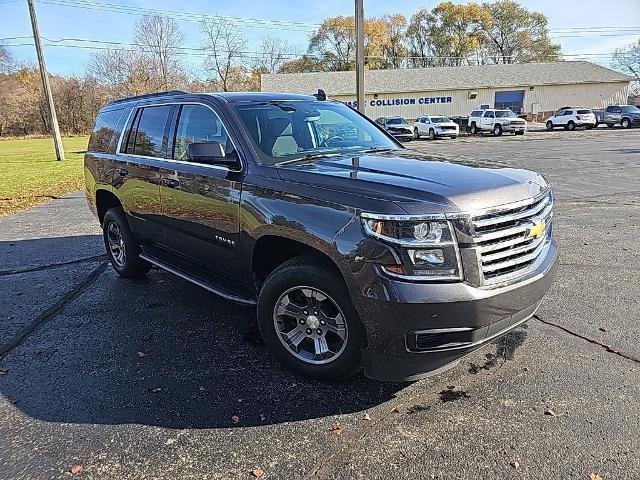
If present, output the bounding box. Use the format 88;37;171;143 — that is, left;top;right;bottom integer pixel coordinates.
232;100;399;165
386;117;406;125
622;106;640;113
430;116;451;123
495;110;517;118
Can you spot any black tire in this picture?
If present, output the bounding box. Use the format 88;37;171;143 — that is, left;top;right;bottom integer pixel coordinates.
567;121;576;131
546;121;554;131
102;208;152;278
413;127;420;140
428;128;436;140
621;118;631;129
257;254;364;380
493;124;503;136
470;123;478;135
607;123;615;128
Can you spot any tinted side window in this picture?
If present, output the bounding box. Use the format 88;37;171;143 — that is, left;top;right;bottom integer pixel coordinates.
88;109;123;153
173;105;232;161
577;109;591;114
129;106;172;158
612;107;622;113
470;111;482;117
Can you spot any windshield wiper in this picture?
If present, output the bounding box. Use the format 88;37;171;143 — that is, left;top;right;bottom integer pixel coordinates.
275;152;342;166
360;146;395;154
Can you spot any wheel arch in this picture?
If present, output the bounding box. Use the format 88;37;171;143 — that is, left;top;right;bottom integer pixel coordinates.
95;189;123;226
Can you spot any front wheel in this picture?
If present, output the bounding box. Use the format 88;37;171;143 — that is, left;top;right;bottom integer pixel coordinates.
493;124;503;136
428;128;436;140
257;255;364;380
413;127;420;140
102;208;152;278
621;118;631;129
470;123;478;135
515;130;525;136
546;121;554;131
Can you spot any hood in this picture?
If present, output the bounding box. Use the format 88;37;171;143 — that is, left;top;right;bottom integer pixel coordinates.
276;152;547;214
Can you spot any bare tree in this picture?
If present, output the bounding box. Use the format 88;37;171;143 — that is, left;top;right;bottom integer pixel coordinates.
253;36;290;74
87;48;160;97
201;18;247;91
0;44;13;73
612;39;640;96
135;14;185;90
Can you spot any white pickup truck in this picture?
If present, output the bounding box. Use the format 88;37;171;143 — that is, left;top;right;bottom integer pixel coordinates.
468;109;527;136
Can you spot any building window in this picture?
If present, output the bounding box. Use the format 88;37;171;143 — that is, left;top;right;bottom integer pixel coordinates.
495;90;525;114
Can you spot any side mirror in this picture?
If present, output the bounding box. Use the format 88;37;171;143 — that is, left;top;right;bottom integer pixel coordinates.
187;141;237;166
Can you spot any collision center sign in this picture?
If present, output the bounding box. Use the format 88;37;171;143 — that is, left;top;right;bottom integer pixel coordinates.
344;96;453;108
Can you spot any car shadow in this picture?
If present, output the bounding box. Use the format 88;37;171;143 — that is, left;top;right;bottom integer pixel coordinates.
0;235;408;429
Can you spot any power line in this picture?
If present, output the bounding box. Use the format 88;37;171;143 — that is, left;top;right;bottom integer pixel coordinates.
38;0;319;32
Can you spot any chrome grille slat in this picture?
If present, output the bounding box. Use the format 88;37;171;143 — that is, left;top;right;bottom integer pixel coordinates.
473;196;550;228
470;191;553;284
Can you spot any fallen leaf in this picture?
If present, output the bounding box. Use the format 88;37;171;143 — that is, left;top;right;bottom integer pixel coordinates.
330;425;343;435
0;368;8;375
251;467;265;478
136;351;147;357
590;474;603;480
363;413;371;421
598;327;608;332
544;408;556;417
523;367;529;372
231;415;240;424
70;464;83;474
150;387;162;393
390;407;400;414
510;460;520;470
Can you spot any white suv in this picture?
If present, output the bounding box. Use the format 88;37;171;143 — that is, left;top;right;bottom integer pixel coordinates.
545;108;596;131
468;109;527;136
413;115;459;140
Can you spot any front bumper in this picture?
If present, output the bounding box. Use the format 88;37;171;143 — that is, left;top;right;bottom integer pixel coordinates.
434;128;459;137
504;124;526;132
353;239;558;382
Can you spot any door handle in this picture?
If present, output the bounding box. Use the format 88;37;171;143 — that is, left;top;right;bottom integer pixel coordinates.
115;167;128;176
162;178;179;188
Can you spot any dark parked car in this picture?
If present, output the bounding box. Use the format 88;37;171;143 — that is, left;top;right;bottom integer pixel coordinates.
599;105;640;128
85;90;558;382
374;116;414;141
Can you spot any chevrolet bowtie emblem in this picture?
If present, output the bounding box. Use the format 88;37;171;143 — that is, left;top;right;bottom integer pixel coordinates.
528;221;545;239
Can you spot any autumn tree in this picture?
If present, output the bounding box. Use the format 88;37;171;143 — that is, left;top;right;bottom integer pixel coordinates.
279;55;325;74
380;14;408;69
134;14;186;89
201;18;247;91
479;0;560;64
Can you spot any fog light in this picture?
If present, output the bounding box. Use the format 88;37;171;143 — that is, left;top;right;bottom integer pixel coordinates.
412;249;445;265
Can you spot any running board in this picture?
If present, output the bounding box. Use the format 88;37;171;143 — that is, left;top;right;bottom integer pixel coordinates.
139;254;257;306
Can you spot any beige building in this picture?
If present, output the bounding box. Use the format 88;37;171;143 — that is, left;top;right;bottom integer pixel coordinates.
261;61;632;121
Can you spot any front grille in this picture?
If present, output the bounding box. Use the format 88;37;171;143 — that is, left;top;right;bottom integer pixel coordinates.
471;191;553;284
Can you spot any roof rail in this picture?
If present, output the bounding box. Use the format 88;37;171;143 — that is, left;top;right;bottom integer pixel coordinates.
107;90;189;105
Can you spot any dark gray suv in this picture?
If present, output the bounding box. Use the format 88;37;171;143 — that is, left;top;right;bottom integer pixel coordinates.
85;90;558;382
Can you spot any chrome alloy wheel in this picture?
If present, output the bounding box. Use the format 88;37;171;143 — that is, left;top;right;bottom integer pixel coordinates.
273;286;348;365
107;222;127;267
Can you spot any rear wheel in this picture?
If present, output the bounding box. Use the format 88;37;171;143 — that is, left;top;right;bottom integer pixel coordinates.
428;128;436;140
413;127;420;140
493;124;503;136
257;254;364;380
546;121;554;131
567;121;576;131
621;118;631;129
102;208;151;278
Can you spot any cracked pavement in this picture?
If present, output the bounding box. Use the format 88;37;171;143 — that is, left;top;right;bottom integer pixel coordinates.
0;127;639;479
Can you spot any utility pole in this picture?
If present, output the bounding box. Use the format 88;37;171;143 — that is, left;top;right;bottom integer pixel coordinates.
354;0;365;114
27;0;65;161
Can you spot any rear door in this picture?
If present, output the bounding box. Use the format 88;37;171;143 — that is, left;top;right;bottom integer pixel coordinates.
158;102;244;283
113;104;174;243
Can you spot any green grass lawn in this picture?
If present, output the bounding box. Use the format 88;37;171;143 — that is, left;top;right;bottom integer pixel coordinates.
0;136;89;217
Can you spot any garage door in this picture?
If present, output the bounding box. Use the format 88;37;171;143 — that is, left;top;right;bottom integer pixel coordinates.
494;90;524;113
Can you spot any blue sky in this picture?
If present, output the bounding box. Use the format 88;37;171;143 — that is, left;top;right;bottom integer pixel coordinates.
1;0;639;77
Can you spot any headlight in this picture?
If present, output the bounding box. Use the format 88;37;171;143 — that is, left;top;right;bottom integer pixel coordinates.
361;214;462;280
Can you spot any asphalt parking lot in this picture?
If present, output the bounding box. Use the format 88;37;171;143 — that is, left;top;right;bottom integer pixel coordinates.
1;127;639;479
